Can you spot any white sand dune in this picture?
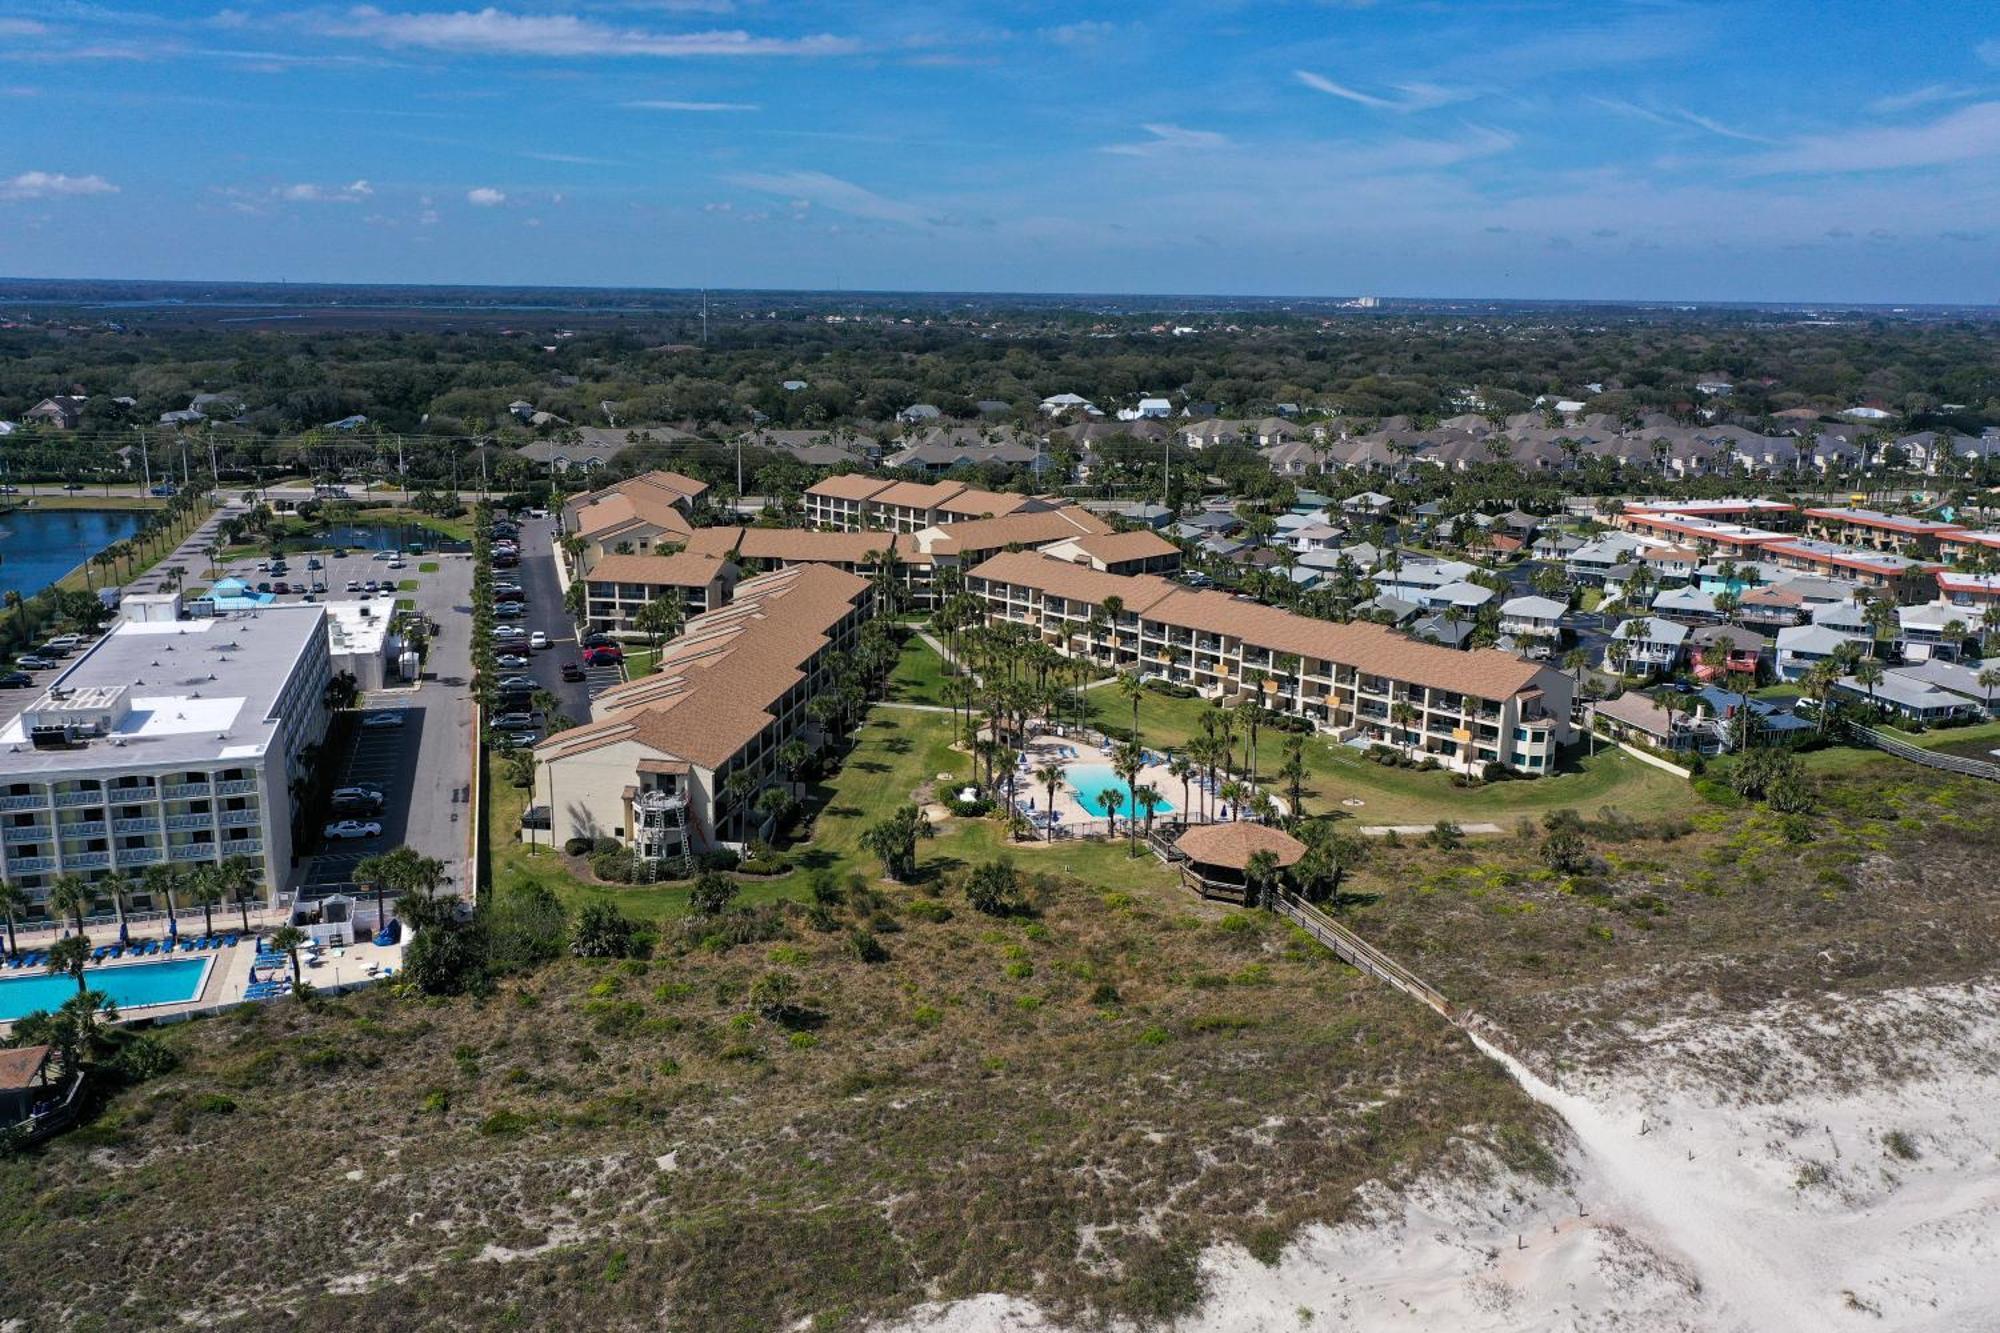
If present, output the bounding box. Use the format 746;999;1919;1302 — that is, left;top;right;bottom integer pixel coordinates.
884;982;2000;1332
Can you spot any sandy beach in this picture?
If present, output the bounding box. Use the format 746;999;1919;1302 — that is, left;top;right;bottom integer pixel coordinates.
883;981;2000;1332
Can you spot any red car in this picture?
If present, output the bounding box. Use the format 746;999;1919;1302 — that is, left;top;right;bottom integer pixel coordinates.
583;646;623;666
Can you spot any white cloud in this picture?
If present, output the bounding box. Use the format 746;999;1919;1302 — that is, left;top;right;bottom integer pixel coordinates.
1588;97;1770;143
1745;101;2000;174
621;99;759;112
0;18;47;37
1294;70;1460;113
277;179;373;202
521;150;622;165
1675;110;1772;145
1102;123;1228;157
1042;20;1116;47
466;186;506;206
0;171;118;199
724;170;935;226
326;8;860;58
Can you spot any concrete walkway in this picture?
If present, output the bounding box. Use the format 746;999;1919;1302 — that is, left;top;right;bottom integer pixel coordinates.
1355;821;1505;837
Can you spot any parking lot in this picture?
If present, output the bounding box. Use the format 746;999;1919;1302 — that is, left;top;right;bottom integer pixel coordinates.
506;519;622;724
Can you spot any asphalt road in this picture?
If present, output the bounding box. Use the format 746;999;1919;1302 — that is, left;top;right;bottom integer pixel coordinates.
509;519;618;726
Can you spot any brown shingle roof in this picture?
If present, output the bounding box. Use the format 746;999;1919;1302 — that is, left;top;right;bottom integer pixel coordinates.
968;550;1180;614
922;508;1108;557
0;1044;52;1091
734;528;899;565
585;552;730;588
1175;823;1305;870
805;474;894;502
871;479;968;510
1066;530;1179;565
934;487;1035;520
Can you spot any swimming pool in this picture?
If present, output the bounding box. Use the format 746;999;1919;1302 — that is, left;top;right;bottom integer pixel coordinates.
0;956;210;1022
1067;763;1173;821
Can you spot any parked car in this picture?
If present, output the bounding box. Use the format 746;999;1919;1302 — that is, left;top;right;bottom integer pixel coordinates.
272;582;290;594
495;603;523;619
387;557;406;569
0;672;32;689
496;653;529;669
332;547;348;558
323;819;383;841
494;625;526;642
332;785;384;806
584;645;624;666
491;711;545;731
345;579;362;592
582;632;614;649
307;556;323;570
499;674;538;691
0;484;18;494
361;711;406;728
372;550;395;562
560;660;586;681
530;630;550;650
256;581;272;593
15;655;56;670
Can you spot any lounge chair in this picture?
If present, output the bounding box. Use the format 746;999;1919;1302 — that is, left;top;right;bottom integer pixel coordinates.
91;946;108;962
223;933;240;947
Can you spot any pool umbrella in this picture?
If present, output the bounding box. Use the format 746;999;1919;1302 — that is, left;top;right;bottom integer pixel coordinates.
118;920;129;946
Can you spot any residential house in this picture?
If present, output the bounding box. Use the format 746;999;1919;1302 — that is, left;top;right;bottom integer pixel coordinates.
1038;529;1182;576
22;396;84;429
1835;670;1975;724
1499;595;1568;640
1897;602;1972;662
1687;624;1768;680
1774;623;1872;681
1801;507;1965;553
1605;617;1689;675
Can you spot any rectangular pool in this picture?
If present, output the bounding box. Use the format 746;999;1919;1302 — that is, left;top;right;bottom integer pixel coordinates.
0;956;210;1022
1067;763;1173;821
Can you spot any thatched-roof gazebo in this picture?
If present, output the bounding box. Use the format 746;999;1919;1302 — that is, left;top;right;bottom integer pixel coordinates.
1173;823;1306;902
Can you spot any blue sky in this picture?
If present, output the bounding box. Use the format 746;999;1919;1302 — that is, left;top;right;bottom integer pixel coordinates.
2;1;1998;301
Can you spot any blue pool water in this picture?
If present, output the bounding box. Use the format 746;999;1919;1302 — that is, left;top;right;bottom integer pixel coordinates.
1067;764;1173;821
0;956;208;1021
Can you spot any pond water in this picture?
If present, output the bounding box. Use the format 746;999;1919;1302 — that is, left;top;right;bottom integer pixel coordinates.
0;508;149;598
289;522;459;553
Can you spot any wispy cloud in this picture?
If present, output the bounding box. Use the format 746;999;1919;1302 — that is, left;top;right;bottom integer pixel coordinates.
277;178;373;202
322;8;860;58
1;170;118;199
520;150;622;165
0;18;47;37
1294;70;1459;113
1981;39;2000;67
1867;84;1978;115
1745;101;2000;174
1102;123;1228;157
1589;97;1771;143
725;170;936;226
621;98;758;111
466;186;506;205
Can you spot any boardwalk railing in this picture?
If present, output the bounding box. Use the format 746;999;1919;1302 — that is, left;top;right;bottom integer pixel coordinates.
1849;725;2000;782
1272;891;1457;1022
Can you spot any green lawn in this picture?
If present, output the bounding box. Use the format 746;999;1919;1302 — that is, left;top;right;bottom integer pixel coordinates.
887;633;954;706
1079;686;1689;826
1803;718;2000;776
418;561;441;573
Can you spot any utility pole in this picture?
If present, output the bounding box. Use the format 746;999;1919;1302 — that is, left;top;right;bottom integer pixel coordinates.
736;436;744;500
138;429;151;494
1163;434;1172;513
700;289;709;345
396;435;406;496
180;436;191;488
208;438;220;490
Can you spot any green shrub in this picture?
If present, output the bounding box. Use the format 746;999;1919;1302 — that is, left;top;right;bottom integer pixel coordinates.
478;1109;533;1136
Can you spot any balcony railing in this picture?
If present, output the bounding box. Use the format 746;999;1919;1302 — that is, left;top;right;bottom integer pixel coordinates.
165;814;213;832
58;820;108;839
0;794;45;812
53;790;104;809
215;779;258;796
8;855;56;873
219;810;262;828
3;825;51;845
118;846;164;865
112;817;160;835
169;842;218;862
64;851;110;869
162;783;212;801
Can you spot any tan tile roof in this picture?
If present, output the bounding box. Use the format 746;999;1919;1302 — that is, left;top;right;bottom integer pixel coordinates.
968;551;1180;614
1066;529;1179;565
971;552;1548;701
1175;822;1305;870
585;551;730;588
923;508;1108;557
734;527;899;565
805;474;895;502
571;490;694;544
934;487;1035;519
680;527;746;558
871;479;968;510
539;563;869;771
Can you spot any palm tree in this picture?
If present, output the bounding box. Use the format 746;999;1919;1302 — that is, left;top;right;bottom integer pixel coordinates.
1219;778;1248;820
1113;742;1144;855
1168;753;1193;821
1132;783;1161;846
218;855;260;933
1852;657;1885;716
0;880;26;959
1117;671;1146;745
1243;848;1282;909
270;924;308;991
141;863;181;938
183;864;224;938
46;874;92;935
1979;666;2000;715
1096;787;1121;841
1033;761;1065;843
46;932;92;997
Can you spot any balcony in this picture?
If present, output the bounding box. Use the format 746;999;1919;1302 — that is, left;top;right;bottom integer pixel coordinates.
162;782;213;801
169;842;218;863
3;824;51;845
53;790;105;809
0;793;47;812
165;813;214;832
7;855;56;873
228;840;262;857
113;817;161;835
119;846;164;865
57;820;108;839
65;851;111;869
219;810;262;828
215;778;258;797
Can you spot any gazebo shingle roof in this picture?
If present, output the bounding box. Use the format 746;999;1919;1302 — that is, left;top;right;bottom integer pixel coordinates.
1174;823;1306;870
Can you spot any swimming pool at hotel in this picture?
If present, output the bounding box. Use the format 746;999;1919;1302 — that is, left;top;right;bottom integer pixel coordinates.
0;956;210;1021
1067;764;1173;821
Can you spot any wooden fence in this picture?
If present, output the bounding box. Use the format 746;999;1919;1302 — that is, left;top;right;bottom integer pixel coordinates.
1849;725;2000;782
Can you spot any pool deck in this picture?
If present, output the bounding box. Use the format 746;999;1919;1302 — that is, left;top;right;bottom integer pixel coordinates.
0;932;408;1035
1006;733;1284;831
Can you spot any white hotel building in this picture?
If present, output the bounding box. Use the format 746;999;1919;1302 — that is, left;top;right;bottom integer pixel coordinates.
0;596;333;918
